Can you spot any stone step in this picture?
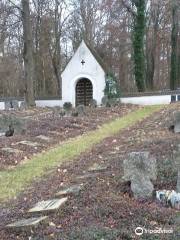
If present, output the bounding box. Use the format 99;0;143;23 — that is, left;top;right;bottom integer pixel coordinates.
6;216;48;230
28;198;68;213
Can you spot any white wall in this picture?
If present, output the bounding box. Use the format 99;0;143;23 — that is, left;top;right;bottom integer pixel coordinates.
35;100;63;108
61;40;106;106
0;95;172;111
0;102;5;110
120;95;171;105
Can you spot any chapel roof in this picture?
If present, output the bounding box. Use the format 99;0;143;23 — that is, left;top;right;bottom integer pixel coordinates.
62;40;108;75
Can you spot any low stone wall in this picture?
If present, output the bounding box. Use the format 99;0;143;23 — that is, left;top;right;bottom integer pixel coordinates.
0;95;172;110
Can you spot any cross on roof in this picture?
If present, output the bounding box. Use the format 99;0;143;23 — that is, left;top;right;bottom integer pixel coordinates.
81;59;85;65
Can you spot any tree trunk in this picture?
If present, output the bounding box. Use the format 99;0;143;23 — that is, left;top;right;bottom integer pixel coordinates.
145;2;160;90
170;0;179;90
132;0;146;92
21;0;36;106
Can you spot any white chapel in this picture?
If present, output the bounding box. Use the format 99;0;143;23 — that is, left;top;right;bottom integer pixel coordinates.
61;40;106;107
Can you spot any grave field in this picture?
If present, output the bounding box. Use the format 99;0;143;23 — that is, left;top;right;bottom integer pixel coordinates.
0;104;180;239
0;105;138;170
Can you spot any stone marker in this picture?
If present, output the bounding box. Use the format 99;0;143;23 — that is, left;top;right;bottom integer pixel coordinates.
19;101;27;111
1;147;23;154
5;100;19;110
89;99;97;108
123;152;157;199
171;95;176;103
6;216;48;230
131;174;154;199
4;101;12;110
36;135;51;142
76;105;86;116
88;163;108;172
174;112;180;133
101;96;109;107
55;184;84;196
123;152;157;181
11;100;19;110
173;145;180;193
0;114;27;134
28;198;68;213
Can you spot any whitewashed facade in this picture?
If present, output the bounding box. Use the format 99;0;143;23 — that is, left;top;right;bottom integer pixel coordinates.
61;40;106;106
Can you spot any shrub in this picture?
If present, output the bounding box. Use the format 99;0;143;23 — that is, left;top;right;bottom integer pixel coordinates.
63;102;72;111
104;72;121;99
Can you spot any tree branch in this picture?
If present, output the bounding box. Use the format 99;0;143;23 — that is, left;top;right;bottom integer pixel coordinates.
122;0;136;17
7;0;22;12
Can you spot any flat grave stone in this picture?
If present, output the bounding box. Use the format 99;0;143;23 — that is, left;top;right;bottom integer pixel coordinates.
1;147;23;154
55;184;84;197
36;135;52;142
13;140;41;147
48;131;61;136
6;216;48;230
28;198;68;213
76;172;100;180
88;163;108;172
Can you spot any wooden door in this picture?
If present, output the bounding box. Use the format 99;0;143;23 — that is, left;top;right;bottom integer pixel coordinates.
76;78;93;106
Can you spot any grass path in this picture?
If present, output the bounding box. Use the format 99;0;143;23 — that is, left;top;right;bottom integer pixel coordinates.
0;106;163;202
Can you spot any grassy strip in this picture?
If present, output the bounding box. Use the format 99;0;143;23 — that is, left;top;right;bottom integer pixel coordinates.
0;106;162;202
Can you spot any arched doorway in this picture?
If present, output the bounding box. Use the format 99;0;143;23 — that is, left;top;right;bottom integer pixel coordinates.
76;78;93;106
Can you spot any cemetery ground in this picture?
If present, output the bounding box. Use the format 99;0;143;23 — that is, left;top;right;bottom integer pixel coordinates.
0;105;139;170
0;104;179;239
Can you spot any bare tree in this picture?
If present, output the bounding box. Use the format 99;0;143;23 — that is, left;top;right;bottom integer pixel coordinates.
21;0;36;106
170;0;180;89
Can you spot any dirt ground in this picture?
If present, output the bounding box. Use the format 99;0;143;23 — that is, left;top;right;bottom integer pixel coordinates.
0;105;138;170
0;103;180;240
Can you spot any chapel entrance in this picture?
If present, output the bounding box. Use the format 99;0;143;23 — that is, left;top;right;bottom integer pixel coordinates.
76;78;93;106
